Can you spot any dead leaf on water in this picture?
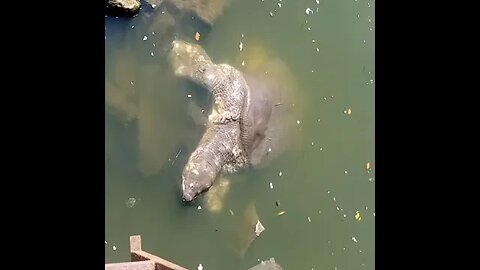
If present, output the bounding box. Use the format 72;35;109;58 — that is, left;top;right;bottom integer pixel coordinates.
194;32;201;41
277;211;286;216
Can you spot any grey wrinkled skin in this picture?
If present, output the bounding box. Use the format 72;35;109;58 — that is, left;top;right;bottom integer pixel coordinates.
170;40;273;202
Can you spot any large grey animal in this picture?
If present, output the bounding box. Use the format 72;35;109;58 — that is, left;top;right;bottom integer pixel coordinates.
169;40;275;202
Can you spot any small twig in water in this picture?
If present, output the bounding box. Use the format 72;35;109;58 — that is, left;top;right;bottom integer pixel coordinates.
171;149;182;165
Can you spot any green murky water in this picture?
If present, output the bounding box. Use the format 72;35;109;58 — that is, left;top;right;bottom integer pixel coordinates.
105;0;375;269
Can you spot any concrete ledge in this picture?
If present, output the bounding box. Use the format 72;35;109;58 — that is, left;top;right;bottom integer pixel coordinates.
105;261;155;270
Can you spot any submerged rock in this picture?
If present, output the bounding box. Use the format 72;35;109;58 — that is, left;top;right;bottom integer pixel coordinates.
105;0;141;17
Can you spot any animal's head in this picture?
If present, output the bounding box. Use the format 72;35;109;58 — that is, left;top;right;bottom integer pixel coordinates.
169;39;212;78
181;159;216;202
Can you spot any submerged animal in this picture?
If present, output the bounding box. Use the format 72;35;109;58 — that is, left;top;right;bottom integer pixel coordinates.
169;40;277;202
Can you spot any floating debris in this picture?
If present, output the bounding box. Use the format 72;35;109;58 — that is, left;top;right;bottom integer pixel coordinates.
269;182;274;189
348;108;352;115
239;42;243;51
327;190;330;194
279;171;283;177
344;170;348;174
275;200;280;207
307;27;311;30
336;206;340;211
255;220;265;236
318;210;322;214
242;60;245;66
355;210;362;221
305;8;313;15
152;31;155;35
197;205;202;210
343;213;347;218
312;39;315;43
229;209;234;215
277;211;286;216
316;47;320;52
151;4;156;8
112;245;117;251
278;3;282;8
105;241;107;244
373;212;375;216
194;32;201;41
153;43;156;47
187;94;192;98
307;216;311;222
368;177;375;183
150;52;154;56
197;263;203;270
131;25;135;29
320;147;323;151
311;142;314;146
316;0;320;4
333;196;336;201
130;81;134;85
241;34;244;38
357;14;360;18
352;237;358;243
269;12;274;17
125;198;136;208
268;148;272;152
296;120;301;124
143;36;148;41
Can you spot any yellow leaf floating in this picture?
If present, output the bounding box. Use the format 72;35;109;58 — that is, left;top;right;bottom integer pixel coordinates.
194;32;201;41
355;211;362;221
277;211;286;216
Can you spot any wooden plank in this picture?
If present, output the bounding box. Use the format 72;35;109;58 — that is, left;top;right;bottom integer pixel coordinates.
105;261;155;270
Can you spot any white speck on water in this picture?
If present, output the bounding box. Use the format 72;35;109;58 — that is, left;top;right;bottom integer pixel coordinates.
363;39;366;44
317;118;321;122
333;197;336;201
320;147;323;151
187;94;192;98
241;34;244;38
270;12;274;17
312;39;315;43
327;190;330;194
241;60;245;66
318;210;322;214
151;4;156;8
328;240;331;244
229;209;234;215
130;81;134;85
316;47;320;52
153;43;156;47
357;14;360;18
343;214;347;218
278;3;282;7
125;198;136;208
143;36;148;41
343;247;346;251
316;0;320;4
161;11;165;14
311;70;314;73
307;27;311;30
151;52;154;56
279;171;283;177
105;241;107;244
366;206;368;210
368;18;371;23
373;212;375;216
274;9;277;12
297;120;301;124
268;148;272;152
359;250;362;253
197;205;202;210
269;182;274;189
336;206;340;211
197;264;203;270
239;42;243;51
307;216;311;222
152;32;155;35
112;245;117;251
311;142;314;146
306;8;313;15
344;170;348;174
368;2;371;7
370;27;373;31
352;237;358;243
370;79;374;84
131;25;135;29
323;97;327;100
